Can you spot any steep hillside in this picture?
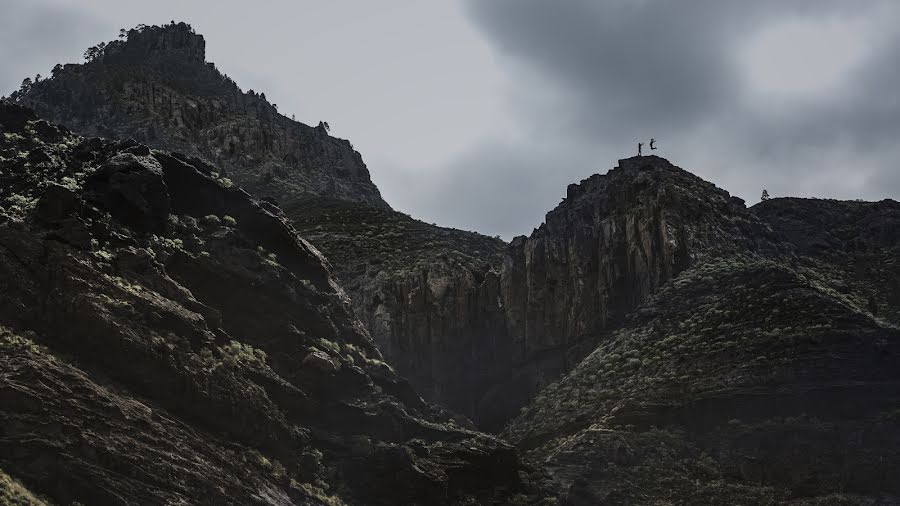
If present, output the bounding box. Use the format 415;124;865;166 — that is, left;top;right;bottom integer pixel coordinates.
468;156;785;428
293;156;787;430
753;197;900;325
286;196;510;419
13;22;387;208
0;103;549;505
503;198;900;502
11;22;518;425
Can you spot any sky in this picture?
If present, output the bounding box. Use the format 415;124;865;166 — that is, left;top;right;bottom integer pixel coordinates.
2;1;899;239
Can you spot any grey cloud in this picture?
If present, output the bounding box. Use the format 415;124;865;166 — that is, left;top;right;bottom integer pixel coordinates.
457;0;900;235
393;139;601;239
0;1;110;95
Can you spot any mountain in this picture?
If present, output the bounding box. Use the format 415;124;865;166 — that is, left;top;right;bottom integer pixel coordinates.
0;103;547;505
500;194;900;502
7;21;900;505
15;22;387;209
8;25;798;429
14;22;518;425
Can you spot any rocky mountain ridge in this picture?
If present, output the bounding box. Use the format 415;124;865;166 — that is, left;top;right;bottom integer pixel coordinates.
0;103;548;505
6;22;900;505
14;22;387;209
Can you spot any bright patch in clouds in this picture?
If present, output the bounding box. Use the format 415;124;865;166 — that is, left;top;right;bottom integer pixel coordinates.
741;16;869;97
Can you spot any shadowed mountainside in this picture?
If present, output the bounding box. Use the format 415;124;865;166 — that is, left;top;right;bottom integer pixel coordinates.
0;103;550;505
501;197;900;503
14;22;387;209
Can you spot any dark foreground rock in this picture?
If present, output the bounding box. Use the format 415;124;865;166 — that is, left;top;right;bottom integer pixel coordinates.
0;103;551;505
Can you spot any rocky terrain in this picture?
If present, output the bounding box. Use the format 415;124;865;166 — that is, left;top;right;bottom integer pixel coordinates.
0;103;548;505
14;22;387;209
500;194;900;503
12;23;519;424
5;21;900;506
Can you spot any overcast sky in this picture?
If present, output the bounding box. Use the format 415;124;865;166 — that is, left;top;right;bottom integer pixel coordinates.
2;1;899;238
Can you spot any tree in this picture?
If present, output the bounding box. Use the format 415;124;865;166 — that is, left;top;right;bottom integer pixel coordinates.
83;42;107;62
52;64;63;77
34;74;42;82
323;121;330;132
761;189;770;201
119;28;127;39
19;78;32;94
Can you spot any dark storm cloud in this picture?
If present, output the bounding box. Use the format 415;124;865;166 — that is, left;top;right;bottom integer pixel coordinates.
445;0;900;237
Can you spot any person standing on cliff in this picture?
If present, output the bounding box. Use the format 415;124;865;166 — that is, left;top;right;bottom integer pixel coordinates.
638;141;644;156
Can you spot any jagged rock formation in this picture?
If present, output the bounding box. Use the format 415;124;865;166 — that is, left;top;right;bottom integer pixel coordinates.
11;24;520;425
291;157;790;431
0;104;549;505
15;22;387;209
499;190;900;503
12;31;900;506
287;197;510;420
467;156;783;428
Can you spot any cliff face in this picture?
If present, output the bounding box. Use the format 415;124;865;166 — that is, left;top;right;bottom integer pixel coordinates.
291;157;786;431
11;23;521;426
505;251;900;504
0;104;548;505
285;197;512;421
16;23;388;209
497;193;900;504
474;156;784;428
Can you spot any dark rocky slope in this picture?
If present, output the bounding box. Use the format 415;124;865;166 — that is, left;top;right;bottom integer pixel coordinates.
12;23;518;425
480;156;786;427
501;195;900;502
753;197;900;326
14;22;387;209
286;197;510;420
294;156;786;430
0;103;550;505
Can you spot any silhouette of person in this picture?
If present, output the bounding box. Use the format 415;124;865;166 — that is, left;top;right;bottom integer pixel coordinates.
650;138;657;150
638;142;644;156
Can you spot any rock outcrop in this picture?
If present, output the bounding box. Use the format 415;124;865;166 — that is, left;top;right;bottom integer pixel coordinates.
0;103;549;505
15;22;388;209
286;197;511;421
505;244;900;504
288;157;788;431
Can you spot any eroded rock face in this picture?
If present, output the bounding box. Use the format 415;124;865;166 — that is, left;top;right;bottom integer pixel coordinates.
473;156;784;428
292;157;785;431
286;197;511;425
17;23;387;209
504;253;900;504
0;104;549;505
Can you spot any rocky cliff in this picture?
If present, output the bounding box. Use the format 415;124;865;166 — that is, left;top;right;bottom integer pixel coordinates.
470;156;785;428
0;103;549;505
498;193;900;504
293;157;789;431
14;22;387;209
286;197;511;422
11;24;520;425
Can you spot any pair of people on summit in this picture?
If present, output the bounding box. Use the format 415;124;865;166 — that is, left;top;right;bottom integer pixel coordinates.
638;138;657;156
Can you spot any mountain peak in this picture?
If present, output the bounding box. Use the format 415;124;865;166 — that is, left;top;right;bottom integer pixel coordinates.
104;22;205;64
15;23;390;209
